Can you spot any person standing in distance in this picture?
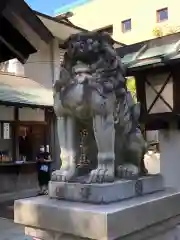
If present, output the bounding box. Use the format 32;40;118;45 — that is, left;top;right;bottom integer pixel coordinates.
36;146;52;195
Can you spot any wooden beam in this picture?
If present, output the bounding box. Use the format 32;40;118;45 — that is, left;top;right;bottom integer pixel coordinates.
3;0;53;52
135;73;147;118
0;35;26;63
3;7;46;50
13;107;19;161
0;100;52;109
131;44;148;62
9;0;53;43
0;0;10;13
171;66;180;113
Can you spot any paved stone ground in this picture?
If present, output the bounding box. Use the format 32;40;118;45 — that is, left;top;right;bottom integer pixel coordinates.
0;201;33;239
0;200;14;220
0;218;32;240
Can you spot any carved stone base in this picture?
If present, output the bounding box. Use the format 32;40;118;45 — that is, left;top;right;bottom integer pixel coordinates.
48;174;164;204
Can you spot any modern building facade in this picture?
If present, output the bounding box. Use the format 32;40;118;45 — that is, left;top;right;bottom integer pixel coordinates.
55;0;180;44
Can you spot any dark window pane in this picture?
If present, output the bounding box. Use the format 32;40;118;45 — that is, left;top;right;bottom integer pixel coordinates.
157;8;168;22
122;19;131;32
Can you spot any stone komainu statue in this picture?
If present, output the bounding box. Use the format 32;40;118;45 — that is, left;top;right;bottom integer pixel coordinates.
52;32;147;183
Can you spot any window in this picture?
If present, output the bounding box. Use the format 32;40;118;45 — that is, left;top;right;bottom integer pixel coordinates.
157;8;168;22
121;19;131;33
96;25;113;35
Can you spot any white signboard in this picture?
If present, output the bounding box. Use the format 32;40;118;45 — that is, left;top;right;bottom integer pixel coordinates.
3;123;10;139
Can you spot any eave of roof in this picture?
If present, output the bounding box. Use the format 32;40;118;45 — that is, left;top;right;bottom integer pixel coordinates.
0;0;54;63
4;0;54;44
35;11;88;45
35;11;126;47
34;11;87;32
0;72;53;108
117;32;180;72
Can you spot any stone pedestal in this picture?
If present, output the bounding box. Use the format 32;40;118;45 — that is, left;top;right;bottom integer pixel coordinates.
14;177;180;240
49;174;164;203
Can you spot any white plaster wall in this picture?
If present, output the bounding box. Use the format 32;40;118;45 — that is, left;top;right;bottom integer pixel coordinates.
7;59;25;76
53;39;65;83
146;130;159;142
69;0;180;44
159;129;180;190
0;106;14;121
24;39;62;89
3;38;62;91
145;73;173;114
24;42;53;90
19;108;45;122
0;60;24;76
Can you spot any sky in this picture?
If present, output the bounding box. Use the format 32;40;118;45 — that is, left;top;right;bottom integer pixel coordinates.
25;0;77;15
25;0;90;16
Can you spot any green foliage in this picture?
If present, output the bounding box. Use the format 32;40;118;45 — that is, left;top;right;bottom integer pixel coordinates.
152;25;180;37
152;27;163;37
126;76;137;102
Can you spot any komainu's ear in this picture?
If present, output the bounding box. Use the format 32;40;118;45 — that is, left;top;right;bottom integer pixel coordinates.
99;32;115;46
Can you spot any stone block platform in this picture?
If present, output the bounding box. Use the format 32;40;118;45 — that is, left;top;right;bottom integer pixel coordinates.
49;174;164;203
14;189;180;240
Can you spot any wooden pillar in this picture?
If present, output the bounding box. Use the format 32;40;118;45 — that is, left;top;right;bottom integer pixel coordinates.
45;108;50;151
134;72;147;122
171;66;180;113
13;107;19;161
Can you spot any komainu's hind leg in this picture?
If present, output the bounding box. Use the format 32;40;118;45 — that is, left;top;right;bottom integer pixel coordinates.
116;131;147;179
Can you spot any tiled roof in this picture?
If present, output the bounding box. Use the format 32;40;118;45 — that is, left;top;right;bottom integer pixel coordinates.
120;42;180;69
0;72;53;107
117;32;180;71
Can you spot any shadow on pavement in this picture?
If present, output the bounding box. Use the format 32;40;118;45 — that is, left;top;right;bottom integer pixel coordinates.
0;200;14;220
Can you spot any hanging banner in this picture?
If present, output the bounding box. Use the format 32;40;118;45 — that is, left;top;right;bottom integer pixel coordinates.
3;123;10;139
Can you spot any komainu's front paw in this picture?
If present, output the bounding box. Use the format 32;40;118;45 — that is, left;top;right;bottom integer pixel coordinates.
88;165;115;183
51;166;77;182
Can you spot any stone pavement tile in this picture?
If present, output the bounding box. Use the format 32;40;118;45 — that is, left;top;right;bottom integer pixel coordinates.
0;218;32;240
0;232;32;240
